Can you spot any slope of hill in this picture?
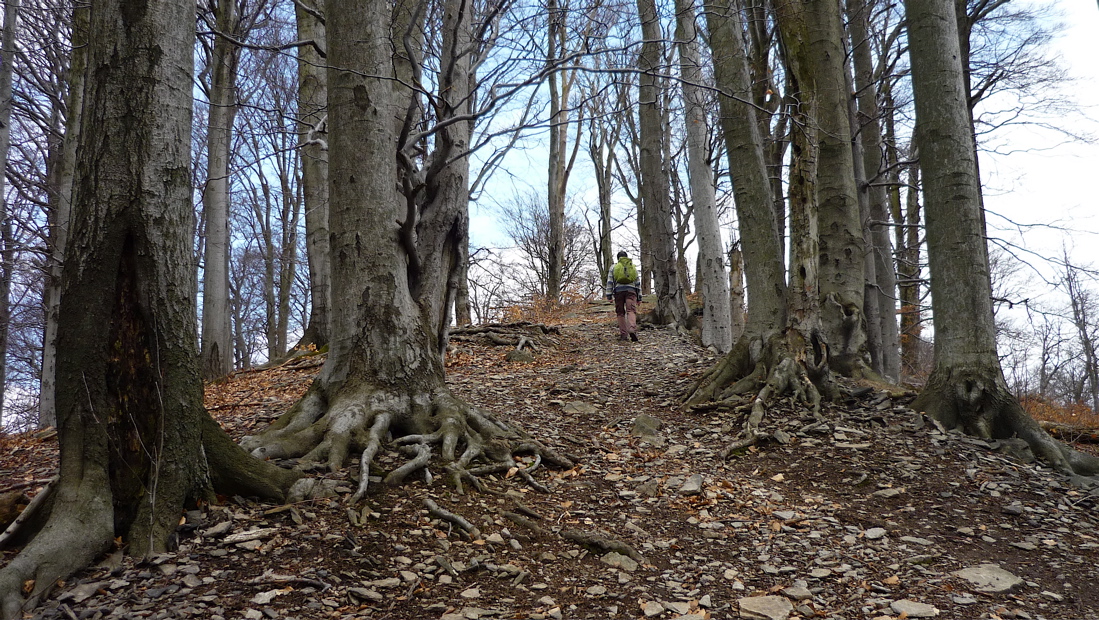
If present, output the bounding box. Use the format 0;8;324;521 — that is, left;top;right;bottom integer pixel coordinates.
2;306;1098;620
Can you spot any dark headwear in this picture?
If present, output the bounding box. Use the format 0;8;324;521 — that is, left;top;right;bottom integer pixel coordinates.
617;251;628;259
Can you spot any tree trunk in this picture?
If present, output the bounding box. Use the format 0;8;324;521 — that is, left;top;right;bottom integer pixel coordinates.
200;0;240;379
38;1;87;429
848;0;900;382
675;0;731;352
687;0;839;441
906;0;1098;477
774;0;869;378
546;0;566;303
294;0;331;349
705;0;785;341
0;0;21;417
243;0;570;502
0;0;299;612
637;0;688;325
728;243;745;341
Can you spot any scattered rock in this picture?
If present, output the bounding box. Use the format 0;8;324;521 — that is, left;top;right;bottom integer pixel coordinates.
738;595;793;620
952;564;1024;593
890;599;939;617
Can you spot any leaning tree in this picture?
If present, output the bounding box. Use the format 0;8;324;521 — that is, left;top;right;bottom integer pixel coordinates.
241;0;572;502
0;0;301;613
905;0;1098;478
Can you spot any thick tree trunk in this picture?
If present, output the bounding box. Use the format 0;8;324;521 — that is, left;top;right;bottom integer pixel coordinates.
688;0;840;440
636;0;688;326
705;0;786;341
243;0;569;502
848;0;900;382
0;0;20;417
774;0;869;378
0;0;299;613
200;0;240;379
906;0;1098;477
675;0;731;352
294;0;330;349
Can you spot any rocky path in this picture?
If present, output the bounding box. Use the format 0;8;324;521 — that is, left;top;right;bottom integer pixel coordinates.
4;307;1099;619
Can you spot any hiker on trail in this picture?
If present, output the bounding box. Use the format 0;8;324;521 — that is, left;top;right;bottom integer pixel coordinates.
605;250;642;342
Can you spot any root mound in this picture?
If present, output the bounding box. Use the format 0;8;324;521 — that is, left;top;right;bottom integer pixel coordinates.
242;383;574;503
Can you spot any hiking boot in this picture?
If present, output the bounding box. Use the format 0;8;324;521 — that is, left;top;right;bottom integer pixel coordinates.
629;333;639;342
619;335;629;341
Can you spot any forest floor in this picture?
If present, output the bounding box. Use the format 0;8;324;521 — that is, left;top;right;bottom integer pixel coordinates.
3;301;1099;620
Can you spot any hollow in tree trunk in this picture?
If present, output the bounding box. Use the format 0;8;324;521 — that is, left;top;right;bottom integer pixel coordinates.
0;0;300;614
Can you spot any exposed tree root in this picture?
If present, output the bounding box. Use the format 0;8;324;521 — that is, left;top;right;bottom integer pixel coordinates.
0;421;299;619
914;368;1099;479
0;470;112;620
242;384;573;503
449;322;559;350
424;499;481;539
687;332;837;459
560;528;645;563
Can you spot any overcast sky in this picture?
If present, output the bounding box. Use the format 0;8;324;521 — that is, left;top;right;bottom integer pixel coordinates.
469;0;1099;296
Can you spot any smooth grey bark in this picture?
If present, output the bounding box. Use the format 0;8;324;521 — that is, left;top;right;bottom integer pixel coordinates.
38;1;87;429
294;0;331;348
688;0;840;431
199;0;241;378
243;0;569;501
675;0;731;352
906;0;1098;477
546;0;568;303
773;0;869;378
728;243;745;340
848;0;900;382
0;0;298;612
637;0;688;325
0;0;20;416
704;0;785;341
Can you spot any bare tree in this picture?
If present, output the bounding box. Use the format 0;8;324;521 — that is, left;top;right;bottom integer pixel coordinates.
242;0;573;501
1062;260;1099;413
905;0;1098;477
0;0;299;609
675;0;730;352
636;0;688;325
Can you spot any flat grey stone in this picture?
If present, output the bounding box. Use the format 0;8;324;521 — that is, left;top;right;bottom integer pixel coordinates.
781;586;812;601
900;536;933;546
952;564;1023;593
562;401;598;414
680;474;704;495
600;552;639;572
890;600;940;617
631;414;663;437
642;601;664;617
738;595;793;620
874;488;905;498
865;527;887;540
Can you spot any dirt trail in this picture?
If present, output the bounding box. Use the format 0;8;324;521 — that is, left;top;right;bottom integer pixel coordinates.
3;306;1098;619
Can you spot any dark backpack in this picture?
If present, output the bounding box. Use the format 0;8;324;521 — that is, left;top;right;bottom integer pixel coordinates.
613;259;638;284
